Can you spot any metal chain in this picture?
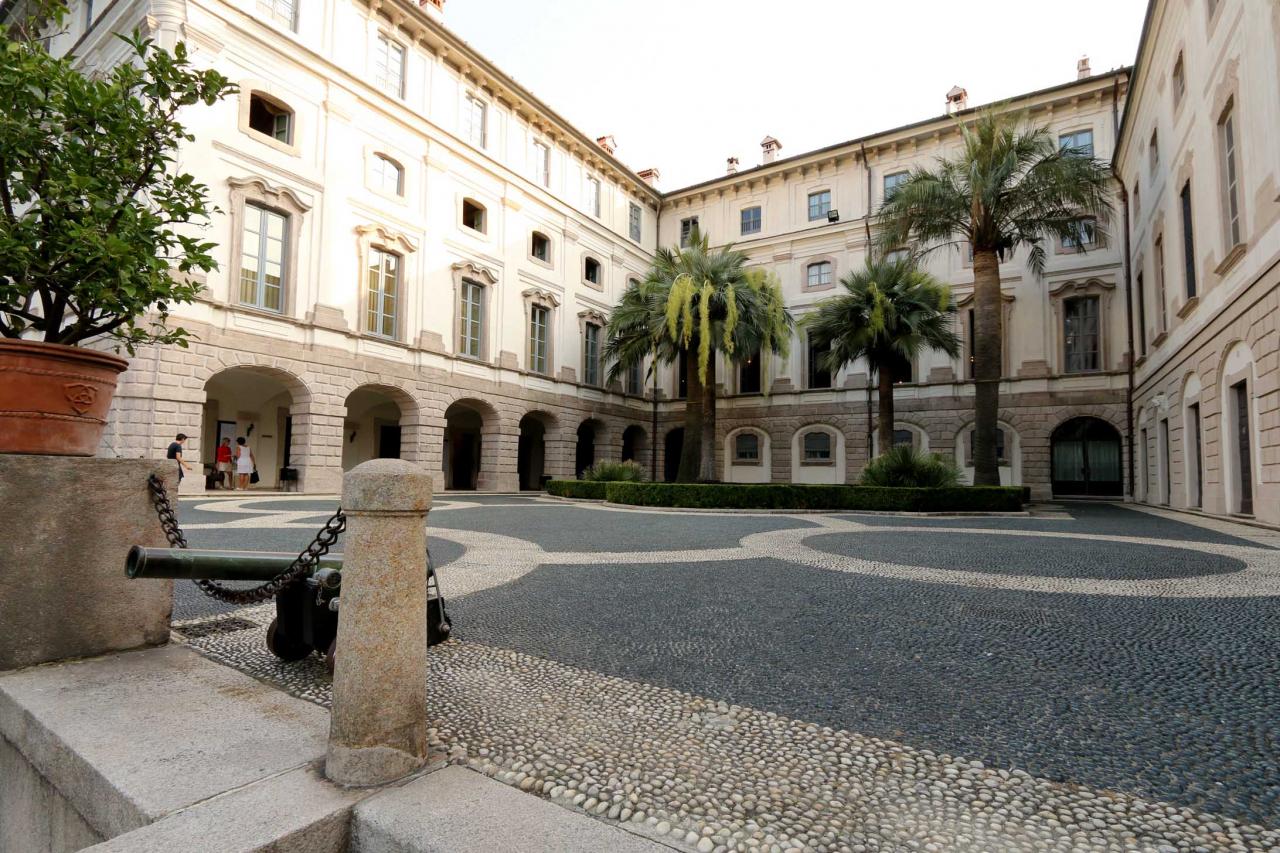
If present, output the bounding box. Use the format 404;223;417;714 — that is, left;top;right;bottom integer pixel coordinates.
146;474;346;605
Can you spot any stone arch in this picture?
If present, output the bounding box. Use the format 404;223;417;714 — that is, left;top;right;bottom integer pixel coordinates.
575;417;609;478
621;424;649;469
341;383;419;470
725;426;771;483
790;423;845;484
871;418;931;455
1218;339;1259;515
518;409;559;490
443;397;501;491
1048;416;1124;498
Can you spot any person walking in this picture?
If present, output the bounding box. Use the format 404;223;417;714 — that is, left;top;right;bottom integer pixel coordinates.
167;433;192;484
234;437;256;490
215;437;234;489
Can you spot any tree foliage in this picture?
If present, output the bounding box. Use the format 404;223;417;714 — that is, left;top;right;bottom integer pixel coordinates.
0;2;235;352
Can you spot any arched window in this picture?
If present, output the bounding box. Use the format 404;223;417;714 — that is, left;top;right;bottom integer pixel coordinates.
583;256;602;286
462;198;486;234
248;93;292;144
806;261;833;289
371;154;404;196
802;430;832;463
530;231;551;264
734;432;761;462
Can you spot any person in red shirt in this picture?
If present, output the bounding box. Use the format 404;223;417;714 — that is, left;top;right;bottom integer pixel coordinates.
215;437;234;489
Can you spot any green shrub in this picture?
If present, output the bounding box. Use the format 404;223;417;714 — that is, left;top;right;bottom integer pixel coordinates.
582;460;646;482
860;445;961;488
546;479;608;499
603;482;1023;512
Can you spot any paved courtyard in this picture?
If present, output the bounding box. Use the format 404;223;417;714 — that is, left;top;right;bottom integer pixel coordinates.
171;494;1280;852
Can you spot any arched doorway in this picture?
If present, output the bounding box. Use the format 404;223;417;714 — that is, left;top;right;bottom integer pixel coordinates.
444;401;486;490
663;427;684;482
621;425;646;464
1051;417;1123;497
342;386;405;470
518;413;553;490
202;367;300;490
575;420;601;478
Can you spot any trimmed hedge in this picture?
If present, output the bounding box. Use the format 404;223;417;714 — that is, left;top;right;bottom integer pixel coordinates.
546;479;608;500
601;482;1024;512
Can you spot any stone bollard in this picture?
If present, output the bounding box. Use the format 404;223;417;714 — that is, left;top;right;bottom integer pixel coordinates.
326;458;432;787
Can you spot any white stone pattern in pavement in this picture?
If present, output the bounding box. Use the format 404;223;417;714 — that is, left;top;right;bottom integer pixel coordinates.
177;617;1278;853
171;497;1280;853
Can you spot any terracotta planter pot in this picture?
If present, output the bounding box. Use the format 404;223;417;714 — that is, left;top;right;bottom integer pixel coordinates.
0;339;129;456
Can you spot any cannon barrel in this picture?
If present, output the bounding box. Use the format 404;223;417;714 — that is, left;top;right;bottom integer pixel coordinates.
126;546;342;581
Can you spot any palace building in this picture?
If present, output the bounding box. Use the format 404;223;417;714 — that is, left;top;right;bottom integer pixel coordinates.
47;0;1279;525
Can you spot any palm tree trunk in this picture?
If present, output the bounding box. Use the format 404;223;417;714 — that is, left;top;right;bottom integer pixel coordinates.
698;359;717;482
971;248;1003;486
677;351;703;482
877;367;895;456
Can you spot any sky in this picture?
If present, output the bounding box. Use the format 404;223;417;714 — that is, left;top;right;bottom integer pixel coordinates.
444;0;1150;191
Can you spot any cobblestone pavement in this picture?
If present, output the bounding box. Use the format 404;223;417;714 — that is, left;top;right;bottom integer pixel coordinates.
169;494;1280;852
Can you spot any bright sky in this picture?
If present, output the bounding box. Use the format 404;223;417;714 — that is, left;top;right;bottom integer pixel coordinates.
444;0;1149;191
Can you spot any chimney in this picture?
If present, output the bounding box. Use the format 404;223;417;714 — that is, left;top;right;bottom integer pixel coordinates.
760;136;781;165
637;167;660;188
419;0;444;21
945;85;968;116
1077;55;1092;80
596;135;617;155
726;156;739;175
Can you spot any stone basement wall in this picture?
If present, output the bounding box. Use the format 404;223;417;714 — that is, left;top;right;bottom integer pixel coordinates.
101;321;1128;499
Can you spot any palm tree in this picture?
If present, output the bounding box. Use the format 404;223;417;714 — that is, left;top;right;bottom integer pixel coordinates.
804;257;960;454
877;110;1112;485
606;231;792;481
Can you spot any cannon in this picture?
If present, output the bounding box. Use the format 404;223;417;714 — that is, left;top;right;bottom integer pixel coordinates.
126;546;450;670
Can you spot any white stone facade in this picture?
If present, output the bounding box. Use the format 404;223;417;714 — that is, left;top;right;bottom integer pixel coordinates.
52;0;1273;517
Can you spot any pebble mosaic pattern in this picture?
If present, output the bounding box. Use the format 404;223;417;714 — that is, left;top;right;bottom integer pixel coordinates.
170;495;1280;851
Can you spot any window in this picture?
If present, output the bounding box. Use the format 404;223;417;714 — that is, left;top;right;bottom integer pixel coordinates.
1059;129;1094;158
365;248;400;338
583;256;601;286
680;216;699;247
1149;129;1160;178
83;0;94;28
371;154;404;196
1063;296;1100;372
1155;235;1168;333
741;206;761;236
530;231;550;263
807;339;832;389
239;204;287;312
1187;402;1203;507
462;198;486;234
248;94;292;144
676;351;688;399
374;35;405;98
1172;53;1186;108
629;203;642;243
734;432;760;462
459;279;484;359
531;140;550;187
529;304;549;375
885;247;910;264
257;0;295;29
585;177;601;217
739;354;761;394
1180;181;1197;299
462;94;486;148
807;190;831;221
892;429;914;449
806;261;833;289
802;431;832;463
583;323;601;386
968;428;1007;463
1062;217;1097;249
1220;103;1241;247
1136;272;1148;354
883;171;908;199
626;360;643;395
886;350;914;385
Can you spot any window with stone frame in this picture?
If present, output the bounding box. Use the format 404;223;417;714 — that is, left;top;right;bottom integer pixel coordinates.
629;203;642;243
802;430;832;463
462;94;487;148
583;322;602;386
257;0;296;29
373;34;405;99
531;139;550;187
370;154;404;197
365;247;400;338
883;171;909;200
239;203;287;312
1059;129;1094;158
680;216;699;247
739;353;761;394
734;432;761;463
741;206;762;236
1063;295;1100;373
247;93;292;144
807;190;831;221
625;359;643;395
1061;217;1097;250
806;261;833;289
458;279;485;359
1154;234;1168;333
1219;101;1242;248
530;231;551;264
528;304;549;375
462;198;487;234
583;256;602;287
585;176;601;218
1180;181;1197;299
807;339;832;389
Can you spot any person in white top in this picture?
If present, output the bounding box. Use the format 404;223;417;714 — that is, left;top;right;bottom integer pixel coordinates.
234;436;256;490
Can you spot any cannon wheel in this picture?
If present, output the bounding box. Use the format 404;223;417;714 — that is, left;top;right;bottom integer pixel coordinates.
324;639;337;675
265;618;312;662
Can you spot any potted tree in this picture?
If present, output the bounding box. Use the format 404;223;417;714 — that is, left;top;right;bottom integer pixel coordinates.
0;2;234;455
